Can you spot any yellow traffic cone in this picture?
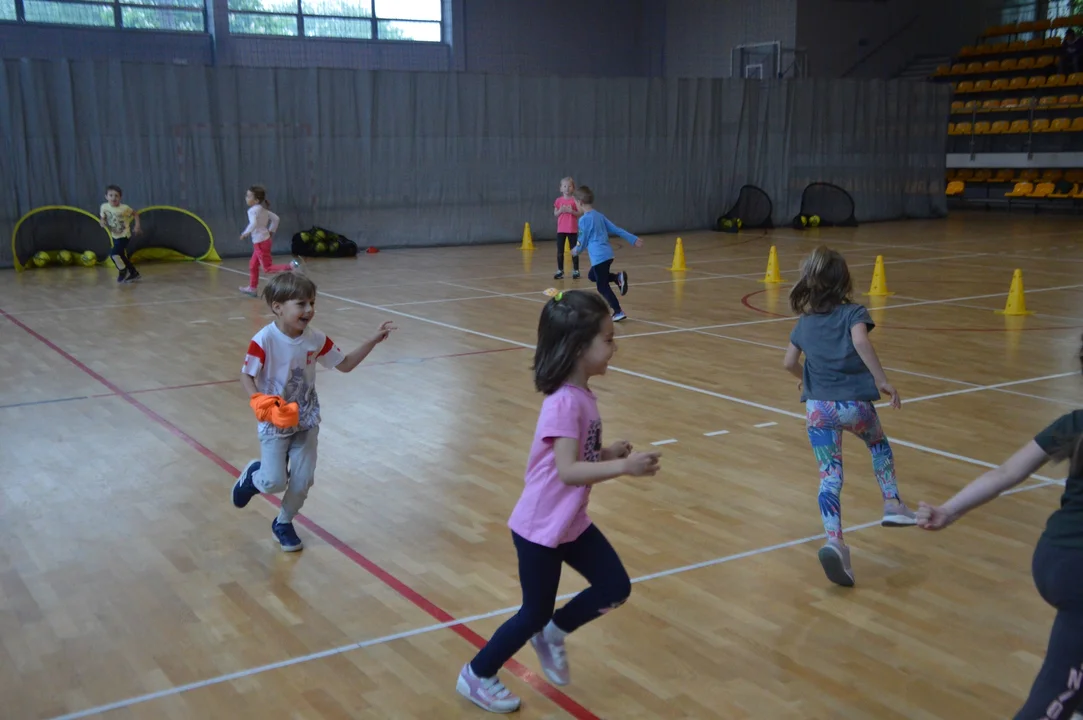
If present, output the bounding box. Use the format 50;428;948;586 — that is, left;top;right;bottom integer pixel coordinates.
761;245;782;284
996;269;1035;316
670;237;687;271
863;255;894;297
520;222;535;251
564;237;573;258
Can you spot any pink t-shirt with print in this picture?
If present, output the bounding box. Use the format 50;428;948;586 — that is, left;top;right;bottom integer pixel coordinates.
508;384;602;548
555;196;579;235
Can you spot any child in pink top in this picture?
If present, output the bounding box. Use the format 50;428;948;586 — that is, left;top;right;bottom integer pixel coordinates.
456;289;662;714
553;176;582;280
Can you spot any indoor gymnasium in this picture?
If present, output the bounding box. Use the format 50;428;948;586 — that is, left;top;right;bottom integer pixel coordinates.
4;1;1083;719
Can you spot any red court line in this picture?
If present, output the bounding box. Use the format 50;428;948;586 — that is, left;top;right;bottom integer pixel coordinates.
740;289;1083;333
0;305;596;720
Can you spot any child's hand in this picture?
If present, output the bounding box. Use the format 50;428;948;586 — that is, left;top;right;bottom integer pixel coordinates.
633;238;644;248
608;440;632;459
797;381;803;394
915;501;954;530
880;381;901;409
372;321;397;343
623;451;661;477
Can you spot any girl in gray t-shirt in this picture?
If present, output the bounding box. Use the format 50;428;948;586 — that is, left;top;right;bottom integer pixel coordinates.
783;246;916;588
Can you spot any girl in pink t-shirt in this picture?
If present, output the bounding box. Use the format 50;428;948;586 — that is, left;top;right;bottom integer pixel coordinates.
456;289;662;714
553;176;582;280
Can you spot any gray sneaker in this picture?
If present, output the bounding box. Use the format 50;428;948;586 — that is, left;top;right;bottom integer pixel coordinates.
818;541;855;587
882;501;917;527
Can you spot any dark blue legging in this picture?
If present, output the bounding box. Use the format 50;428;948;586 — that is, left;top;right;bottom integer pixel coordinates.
469;524;631;678
1014;538;1083;719
588;259;621;313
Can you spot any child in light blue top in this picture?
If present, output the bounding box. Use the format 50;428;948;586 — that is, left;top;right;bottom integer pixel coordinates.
570;185;642;322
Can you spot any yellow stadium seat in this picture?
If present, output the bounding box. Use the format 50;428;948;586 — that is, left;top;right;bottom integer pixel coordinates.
954;121;973;135
1069;73;1083;86
993;169;1015;182
956;80;975;93
988;78;1008;91
1039;95;1060;106
999;58;1019;71
1028;182;1056;198
1000;98;1020;109
1027;75;1048;89
990;120;1010;134
982;99;1001;110
1036;55;1056;69
934;65;950;76
973;169;993;181
946;180;965;196
983;60;1001;72
1018;57;1036;70
966;61;984;73
950;63;968;74
1051;118;1071;132
1009;119;1031;134
1072;117;1083;131
951;100;965;113
959;45;979;56
1005;182;1034;197
1032;118;1052;132
1047;74;1066;87
974;121;993;135
1060;94;1080;105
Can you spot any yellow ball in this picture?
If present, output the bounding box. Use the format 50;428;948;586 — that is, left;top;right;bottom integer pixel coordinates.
80;250;98;267
809;215;821;227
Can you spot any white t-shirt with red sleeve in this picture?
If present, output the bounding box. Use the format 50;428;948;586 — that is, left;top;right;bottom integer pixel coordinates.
241;322;345;438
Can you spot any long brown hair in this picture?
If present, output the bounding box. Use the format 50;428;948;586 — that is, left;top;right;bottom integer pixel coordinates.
532;290;611;394
789;246;853;315
249;184;270;208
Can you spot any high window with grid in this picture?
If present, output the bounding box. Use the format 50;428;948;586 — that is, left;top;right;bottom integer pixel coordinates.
227;0;441;41
1;0;206;31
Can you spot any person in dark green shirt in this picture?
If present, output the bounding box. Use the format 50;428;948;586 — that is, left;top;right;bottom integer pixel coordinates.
917;346;1083;720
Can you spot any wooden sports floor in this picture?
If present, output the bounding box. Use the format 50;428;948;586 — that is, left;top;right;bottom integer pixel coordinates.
3;210;1083;720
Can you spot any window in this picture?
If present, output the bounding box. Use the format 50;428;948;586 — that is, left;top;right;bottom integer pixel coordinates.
228;0;441;41
9;0;205;31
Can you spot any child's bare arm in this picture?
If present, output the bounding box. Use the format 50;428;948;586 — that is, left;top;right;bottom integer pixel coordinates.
851;323;900;407
133;210;141;234
240;372;258;395
335;321;396;373
783;343;803;380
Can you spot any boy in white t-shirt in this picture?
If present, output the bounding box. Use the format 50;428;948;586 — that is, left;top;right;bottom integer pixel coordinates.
99;184;142;283
232;272;396;551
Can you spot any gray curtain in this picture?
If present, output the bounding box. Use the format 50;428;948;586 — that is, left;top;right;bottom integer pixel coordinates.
0;59;949;268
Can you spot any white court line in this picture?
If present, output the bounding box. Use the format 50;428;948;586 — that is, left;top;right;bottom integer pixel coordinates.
617;282;1083;340
876;372;1080;408
754;421;778;428
651;438;679;446
704;430;730;436
49;475;1064;720
201;260;1062;485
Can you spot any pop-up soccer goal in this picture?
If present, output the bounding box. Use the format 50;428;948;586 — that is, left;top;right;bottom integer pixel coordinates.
12;205;219;271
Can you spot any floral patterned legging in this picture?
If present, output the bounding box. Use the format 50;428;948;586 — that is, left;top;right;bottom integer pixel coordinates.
806;400;900;540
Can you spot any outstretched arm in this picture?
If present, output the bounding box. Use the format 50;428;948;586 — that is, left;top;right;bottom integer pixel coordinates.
335;321;396;373
917;441;1051;529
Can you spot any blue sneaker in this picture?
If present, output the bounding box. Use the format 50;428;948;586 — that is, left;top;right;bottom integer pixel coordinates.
272;518;303;552
232;460;261;508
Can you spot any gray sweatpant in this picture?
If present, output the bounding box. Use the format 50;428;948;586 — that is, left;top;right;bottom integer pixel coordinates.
254;426;318;524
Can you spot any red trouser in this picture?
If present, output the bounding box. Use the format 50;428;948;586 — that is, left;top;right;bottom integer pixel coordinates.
249;240;291;288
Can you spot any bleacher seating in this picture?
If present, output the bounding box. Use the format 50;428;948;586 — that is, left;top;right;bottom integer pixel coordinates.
934;14;1083;211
